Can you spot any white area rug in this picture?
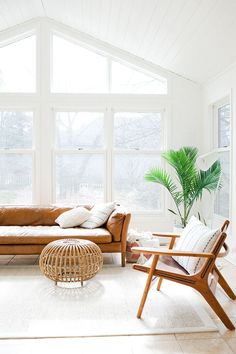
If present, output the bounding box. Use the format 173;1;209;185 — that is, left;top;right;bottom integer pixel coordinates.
0;265;217;338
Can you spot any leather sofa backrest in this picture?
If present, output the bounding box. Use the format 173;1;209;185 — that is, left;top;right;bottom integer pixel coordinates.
0;206;73;226
0;205;128;243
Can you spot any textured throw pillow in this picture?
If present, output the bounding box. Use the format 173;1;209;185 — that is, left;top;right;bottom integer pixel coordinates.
55;207;90;228
81;202;116;229
172;216;220;274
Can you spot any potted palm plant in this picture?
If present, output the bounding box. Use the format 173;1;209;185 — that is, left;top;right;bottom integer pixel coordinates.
145;147;221;227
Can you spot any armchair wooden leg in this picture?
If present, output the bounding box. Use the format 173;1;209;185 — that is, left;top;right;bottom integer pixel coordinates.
157;277;163;291
200;286;235;330
137;255;159;319
214;267;236;300
121;252;126;267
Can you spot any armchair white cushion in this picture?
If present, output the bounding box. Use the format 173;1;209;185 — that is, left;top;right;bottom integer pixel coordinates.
173;216;220;274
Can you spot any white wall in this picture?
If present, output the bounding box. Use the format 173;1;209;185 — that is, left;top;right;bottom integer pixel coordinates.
203;65;236;264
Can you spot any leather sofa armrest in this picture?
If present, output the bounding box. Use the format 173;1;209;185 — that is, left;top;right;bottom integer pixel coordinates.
106;207;131;242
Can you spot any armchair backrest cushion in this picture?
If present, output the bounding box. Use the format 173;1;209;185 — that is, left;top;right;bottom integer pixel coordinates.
173;216;220;274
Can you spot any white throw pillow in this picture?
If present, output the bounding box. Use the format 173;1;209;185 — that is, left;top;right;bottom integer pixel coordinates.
55;207;90;228
172;216;220;274
81;202;116;229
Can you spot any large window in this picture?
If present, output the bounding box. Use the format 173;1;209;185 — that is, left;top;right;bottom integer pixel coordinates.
113;112;164;210
55;112;105;204
52;34;167;94
54;110;165;210
214;99;231;217
0;111;33;204
0;26;168;211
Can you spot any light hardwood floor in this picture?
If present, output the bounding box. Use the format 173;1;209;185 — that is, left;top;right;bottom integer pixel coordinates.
0;254;236;354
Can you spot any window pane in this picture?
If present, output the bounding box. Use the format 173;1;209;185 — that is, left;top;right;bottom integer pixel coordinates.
56;154;104;204
214;152;229;217
0;111;33;149
0;36;36;92
52;35;107;93
218;103;230;148
114;112;162;150
111;61;167;94
0;154;32;204
114;154;162;210
56;112;104;149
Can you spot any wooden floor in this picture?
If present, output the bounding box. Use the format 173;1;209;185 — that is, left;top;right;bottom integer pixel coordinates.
0;254;236;354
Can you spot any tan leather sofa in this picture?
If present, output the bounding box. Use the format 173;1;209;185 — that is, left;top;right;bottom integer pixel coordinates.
0;206;131;266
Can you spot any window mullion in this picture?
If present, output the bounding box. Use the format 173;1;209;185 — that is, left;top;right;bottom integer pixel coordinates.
106;107;113;202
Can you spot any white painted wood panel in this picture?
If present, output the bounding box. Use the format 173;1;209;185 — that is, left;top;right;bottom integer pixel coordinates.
1;0;236;82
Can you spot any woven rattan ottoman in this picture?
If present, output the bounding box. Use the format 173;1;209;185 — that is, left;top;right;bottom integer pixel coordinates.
39;239;103;286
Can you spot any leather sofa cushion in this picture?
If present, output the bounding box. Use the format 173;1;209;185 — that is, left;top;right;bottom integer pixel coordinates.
106;207;125;242
0;226;112;244
0;206;92;226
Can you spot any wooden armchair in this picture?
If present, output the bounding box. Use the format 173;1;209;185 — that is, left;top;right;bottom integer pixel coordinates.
132;220;236;330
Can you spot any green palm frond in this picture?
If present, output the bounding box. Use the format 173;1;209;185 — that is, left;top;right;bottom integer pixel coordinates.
145;167;183;220
162;147;198;200
144;147;221;227
192;160;221;200
145;167;177;196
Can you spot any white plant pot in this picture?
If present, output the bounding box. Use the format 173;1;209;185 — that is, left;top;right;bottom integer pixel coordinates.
173;225;184;233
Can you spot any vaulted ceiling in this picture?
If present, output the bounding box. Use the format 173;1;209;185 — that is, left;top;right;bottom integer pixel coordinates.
1;0;236;83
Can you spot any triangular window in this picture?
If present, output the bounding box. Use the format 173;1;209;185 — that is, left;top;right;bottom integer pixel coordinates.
111;60;167;94
52;35;107;93
52;34;167;94
0;35;36;92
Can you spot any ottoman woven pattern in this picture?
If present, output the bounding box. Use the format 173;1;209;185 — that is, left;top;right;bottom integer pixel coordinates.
39;239;103;286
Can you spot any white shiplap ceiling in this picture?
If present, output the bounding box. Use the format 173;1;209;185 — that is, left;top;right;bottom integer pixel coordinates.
0;0;236;83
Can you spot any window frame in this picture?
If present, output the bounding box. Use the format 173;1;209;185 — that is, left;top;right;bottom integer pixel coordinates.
52;109;108;204
52;107;167;214
110;58;168;95
0;30;38;94
111;108;166;214
51;32;109;94
213;96;232;220
50;31;168;96
0;108;38;204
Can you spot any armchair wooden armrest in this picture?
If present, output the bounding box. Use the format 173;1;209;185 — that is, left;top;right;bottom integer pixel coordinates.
131;246;214;258
152;232;181;249
152;232;181;238
218;242;229;258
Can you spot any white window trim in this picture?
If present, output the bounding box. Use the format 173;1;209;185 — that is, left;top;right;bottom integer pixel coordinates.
52;108;107;204
52;107;167;214
0;30;38;95
111;108;167;215
0;108;38;204
212;96;231;221
50;31;168;95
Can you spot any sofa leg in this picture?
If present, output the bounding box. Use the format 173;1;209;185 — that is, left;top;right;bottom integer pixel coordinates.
121;252;126;267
